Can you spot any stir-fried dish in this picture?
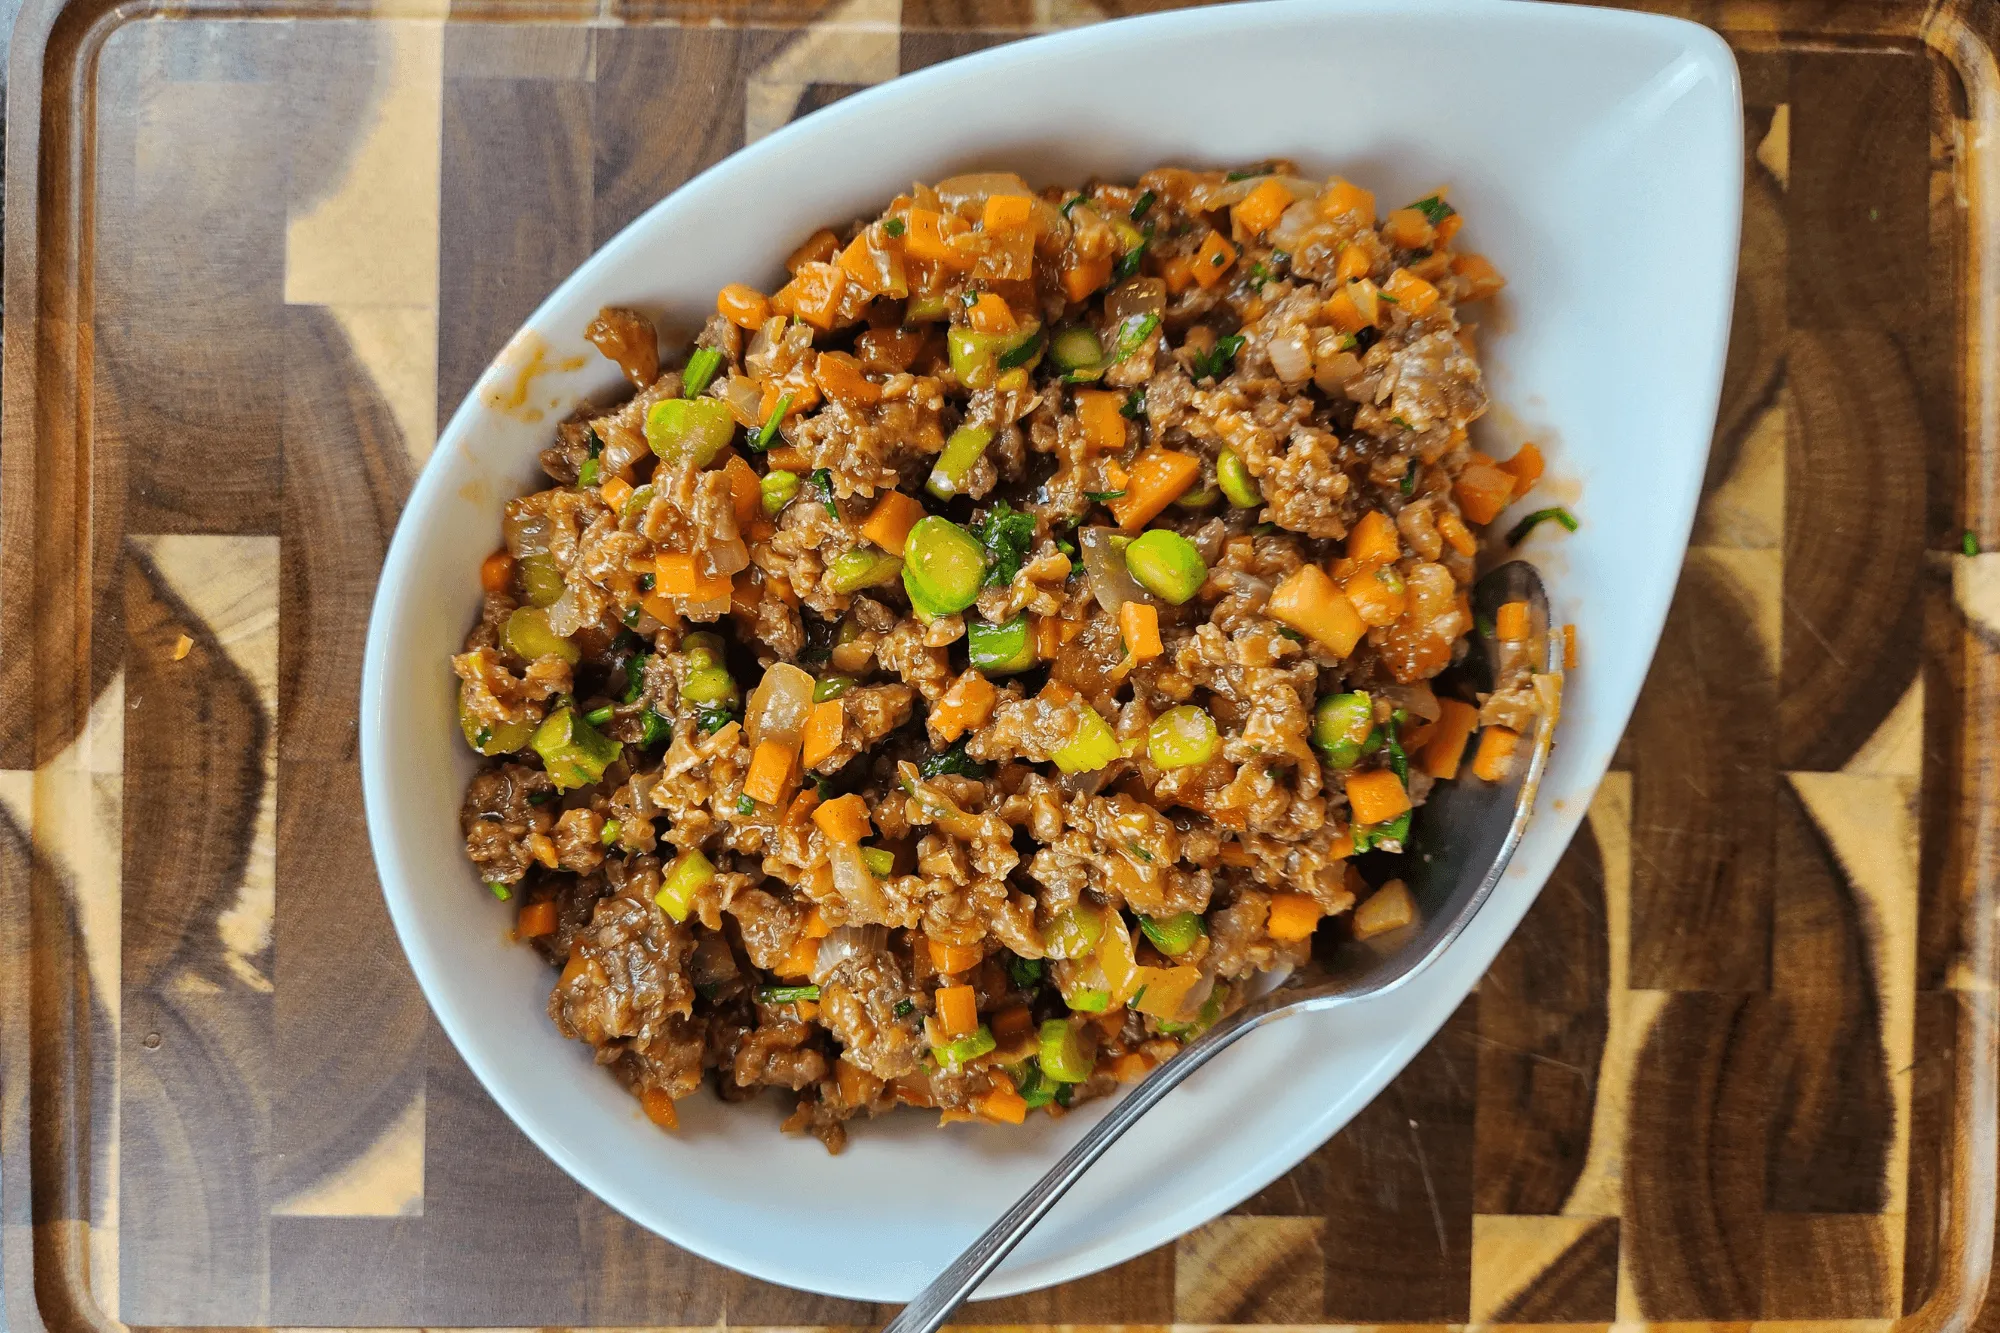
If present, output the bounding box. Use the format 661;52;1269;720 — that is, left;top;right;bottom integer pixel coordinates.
455;163;1562;1149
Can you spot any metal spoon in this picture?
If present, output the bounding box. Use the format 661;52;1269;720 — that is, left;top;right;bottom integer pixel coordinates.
884;561;1561;1332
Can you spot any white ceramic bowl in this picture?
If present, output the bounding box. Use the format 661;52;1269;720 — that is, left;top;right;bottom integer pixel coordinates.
362;0;1740;1300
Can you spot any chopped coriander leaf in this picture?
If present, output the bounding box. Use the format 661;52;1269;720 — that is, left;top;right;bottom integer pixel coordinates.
1191;333;1246;382
1506;506;1581;545
919;737;987;779
1225;165;1271;181
893;998;916;1018
623;605;642;628
695;704;736;735
972;500;1037;587
1113;312;1161;363
1084;489;1128;502
473;725;492;748
735;794;756;815
996;328;1046;371
1246;260;1271;285
488;881;513;901
1270;249;1290;266
1121;387;1147;419
527;790;557;806
1391;416;1414;429
1409;194;1457;224
637;572;655;593
1400;468;1418;496
1277;626;1305;642
1964;530;1981;556
882;217;906;238
1112;222;1154;282
1210;250;1228;267
1377;289;1400;304
1060;194;1086;217
640;709;671;747
681;346;724;398
1006;954;1046;990
622;653;651;703
1130;190;1157;221
810;467;838;517
586;432;603;459
758;984;820;1003
751;392;792;451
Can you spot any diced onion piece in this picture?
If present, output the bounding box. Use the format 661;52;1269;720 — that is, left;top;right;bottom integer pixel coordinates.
746;662;816;751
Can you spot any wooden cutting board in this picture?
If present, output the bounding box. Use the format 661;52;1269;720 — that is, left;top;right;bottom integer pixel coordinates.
3;0;1998;1326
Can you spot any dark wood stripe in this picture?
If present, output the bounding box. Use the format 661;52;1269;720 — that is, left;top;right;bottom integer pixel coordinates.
1491;1216;1619;1323
899;27;1015;75
1918;563;1968;988
1704;96;1786;509
1474;818;1610;1215
1627;556;1776;991
971;1244;1175;1322
1761;1213;1893;1318
1901;990;1957;1316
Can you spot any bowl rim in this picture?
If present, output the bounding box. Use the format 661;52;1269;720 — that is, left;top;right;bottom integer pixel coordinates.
361;0;1742;1299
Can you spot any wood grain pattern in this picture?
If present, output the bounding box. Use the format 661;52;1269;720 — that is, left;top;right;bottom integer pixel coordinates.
5;1;2000;1330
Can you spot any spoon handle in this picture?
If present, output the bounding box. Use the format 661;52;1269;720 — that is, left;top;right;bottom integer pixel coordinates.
881;1002;1274;1333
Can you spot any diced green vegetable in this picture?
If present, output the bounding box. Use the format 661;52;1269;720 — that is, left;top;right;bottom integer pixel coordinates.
1041;904;1105;960
655;849;715;922
933;1024;997;1070
645;396;736;467
1052;703;1121;774
621;483;655;519
517;553;565;607
1051;325;1105;371
1139;911;1206;956
458;687;536;756
1123;529;1208;605
761;469;800;516
1409;194;1457;225
621;652;650;704
968;615;1035;673
826;547;904;595
488;881;513;901
1112;312;1161;362
600;818;623;845
1173;482;1220;509
681;631;724;670
813;674;854;702
901;516;987;616
1013;1060;1056;1109
1506;506;1580;545
1037;1019;1094;1082
1218;447;1261;508
758;983;820;1003
681;346;724;398
1147;705;1218;769
1312;692;1374;769
503;606;580;665
531;706;622;791
860;847;895;878
905;290;951;322
582;703;614;727
1066;989;1111;1013
640;709;671;747
927;425;994;501
682;664;739;707
947;321;1043;390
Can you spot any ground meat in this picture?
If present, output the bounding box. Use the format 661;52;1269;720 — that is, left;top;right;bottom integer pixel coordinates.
462;763;555;884
585;306;660;387
817;945;925;1080
551;885;705;1099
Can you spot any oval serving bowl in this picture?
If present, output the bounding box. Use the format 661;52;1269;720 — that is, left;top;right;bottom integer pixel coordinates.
361;0;1741;1300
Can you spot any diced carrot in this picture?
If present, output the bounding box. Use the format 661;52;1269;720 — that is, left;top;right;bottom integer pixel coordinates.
480;550;515;594
1119;600;1162;662
1470;726;1520;782
1109;449;1201;528
1383;267;1441;317
1437;510;1477;557
1160;254;1198;294
982;193;1034;233
600;474;634;513
1323;285;1372;333
744;740;794;805
1500;441;1545;491
640;592;681;629
1563;623;1579;670
516;899;558;939
1062;253;1113;302
1330;826;1356;859
1266;565;1366;657
1496;600;1531;643
765;445;810;472
802;905;832;939
991;1004;1034;1041
795;999;820;1021
1347;511;1400;568
903;208;965;265
1075;389;1128;455
936;984;978;1037
835;1059;884;1107
1109;1052;1154;1083
1354;879;1416;940
640;1086;680;1130
932;671;996;743
860;490;925;553
1454;462;1517;526
656;553;732;600
976;1086;1029;1124
1191;230;1237;288
785;788;821;828
812;350;883;406
1420;699;1480;780
1381;208;1435;249
721;455;761;528
786;262;848;331
777;935;819;979
967;291;1018;334
787;227;840;272
1266;892;1323;942
1233;177;1293;236
1453;252;1506;302
1434;212;1464;248
1345;768;1412;826
1335;243;1372;283
1315;178;1376;227
767;282;795;317
813;793;872;844
1034;615;1062;661
928;936;985;974
717;283;770;330
1342;566;1408;628
801;700;843;771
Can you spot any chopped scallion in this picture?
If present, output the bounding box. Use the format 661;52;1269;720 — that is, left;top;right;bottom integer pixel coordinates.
681;346;724;399
751;392;793;452
1506;506;1580;545
758;984;820;1003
